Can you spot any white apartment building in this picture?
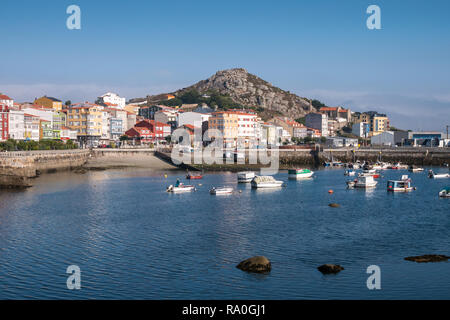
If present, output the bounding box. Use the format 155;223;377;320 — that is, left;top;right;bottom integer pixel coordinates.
98;92;126;109
8;109;25;140
106;107;127;135
0;94;13;107
236;112;258;143
100;110;111;143
178;111;210;128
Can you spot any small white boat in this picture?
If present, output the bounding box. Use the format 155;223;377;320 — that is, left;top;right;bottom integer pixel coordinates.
387;175;414;192
166;183;196;193
251;176;284;189
438;187;450;198
408;165;424;172
237;171;255;183
288;168;314;179
355;176;378;188
428;170;450;179
210;187;233;195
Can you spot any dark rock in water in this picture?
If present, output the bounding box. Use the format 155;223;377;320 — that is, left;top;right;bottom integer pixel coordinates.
73;167;88;174
237;256;271;273
404;255;450;263
329;203;340;208
318;264;344;274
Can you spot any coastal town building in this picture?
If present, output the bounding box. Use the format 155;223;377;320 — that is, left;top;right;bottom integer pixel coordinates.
97;92;126;109
319;106;351;122
39;120;53;140
24;114;40;141
352;122;371;138
305;113;329;137
34;96;63;111
178;111;210;130
371;131;408;146
155;109;178;131
126;112;137;131
208;111;239;148
0;94;14;107
8;108;25;140
60;126;78;141
66;103;103;147
0;105;10;141
325;137;358;148
352;111;390;137
52;111;67;140
269;117;305;138
125;120;171;143
406;131;445;147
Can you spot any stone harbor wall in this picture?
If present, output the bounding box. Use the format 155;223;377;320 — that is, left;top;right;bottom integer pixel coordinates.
0;150;90;188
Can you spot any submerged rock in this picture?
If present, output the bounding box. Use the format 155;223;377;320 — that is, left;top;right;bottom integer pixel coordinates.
236;256;271;273
318;264;344;274
329;203;340;208
404;255;450;263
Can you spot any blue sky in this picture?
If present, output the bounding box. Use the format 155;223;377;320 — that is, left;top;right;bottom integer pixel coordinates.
1;0;449;131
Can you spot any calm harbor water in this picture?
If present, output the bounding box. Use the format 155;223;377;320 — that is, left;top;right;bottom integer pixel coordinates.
0;167;449;299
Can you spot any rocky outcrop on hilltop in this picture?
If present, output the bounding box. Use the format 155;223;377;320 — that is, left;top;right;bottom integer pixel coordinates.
175;68;315;118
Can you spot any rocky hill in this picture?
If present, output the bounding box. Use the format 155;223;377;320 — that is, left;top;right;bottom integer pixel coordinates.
175;68;315;118
139;68;316;119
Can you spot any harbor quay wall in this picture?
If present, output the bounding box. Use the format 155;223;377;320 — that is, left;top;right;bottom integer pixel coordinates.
162;147;450;169
324;148;450;166
0;150;91;188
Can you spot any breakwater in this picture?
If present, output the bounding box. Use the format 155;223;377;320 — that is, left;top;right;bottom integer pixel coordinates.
0;150;91;188
157;147;450;170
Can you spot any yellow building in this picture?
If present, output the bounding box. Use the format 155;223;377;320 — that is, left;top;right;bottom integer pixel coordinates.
371;115;390;136
66;103;103;145
352;112;390;137
208;111;239;148
34;96;63;111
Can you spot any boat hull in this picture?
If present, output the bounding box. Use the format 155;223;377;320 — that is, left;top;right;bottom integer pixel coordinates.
251;182;284;188
210;188;233;195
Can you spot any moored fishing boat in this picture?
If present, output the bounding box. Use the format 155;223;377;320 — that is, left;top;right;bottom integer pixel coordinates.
347;176;377;188
186;171;203;179
166;184;196;193
428;170;450;179
354;176;378;188
251;176;284;189
358;169;380;179
438;187;450;198
288;168;314;179
387;175;414;192
210;187;233;195
237;171;255;183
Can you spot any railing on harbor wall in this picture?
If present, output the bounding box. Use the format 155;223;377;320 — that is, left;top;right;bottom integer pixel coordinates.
0;149;91;158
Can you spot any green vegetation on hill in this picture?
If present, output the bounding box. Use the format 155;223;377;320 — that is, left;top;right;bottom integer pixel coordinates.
158;89;245;110
311;99;327;109
0;139;78;151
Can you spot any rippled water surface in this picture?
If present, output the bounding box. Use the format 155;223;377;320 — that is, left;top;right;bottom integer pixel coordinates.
0;167;449;299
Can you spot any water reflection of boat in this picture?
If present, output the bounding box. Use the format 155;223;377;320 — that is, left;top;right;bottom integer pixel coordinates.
288;169;314;179
210;187;233;195
251;176;284;188
387;175;414;192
